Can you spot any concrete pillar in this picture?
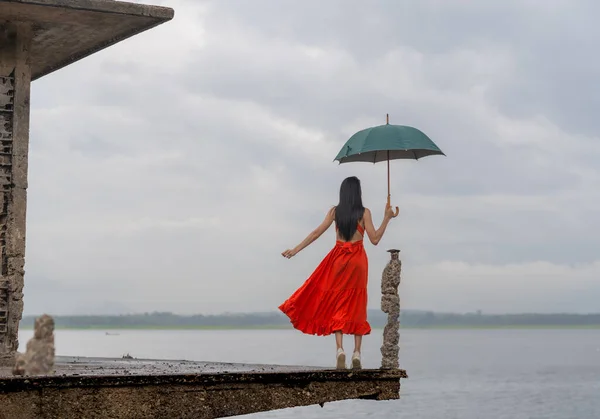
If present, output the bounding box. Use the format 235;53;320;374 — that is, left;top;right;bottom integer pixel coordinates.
380;249;401;369
0;22;32;365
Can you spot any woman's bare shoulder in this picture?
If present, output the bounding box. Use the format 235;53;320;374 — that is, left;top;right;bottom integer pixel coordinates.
360;208;371;225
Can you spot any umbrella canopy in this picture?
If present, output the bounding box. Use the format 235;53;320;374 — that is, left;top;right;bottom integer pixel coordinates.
334;124;445;164
334;115;445;216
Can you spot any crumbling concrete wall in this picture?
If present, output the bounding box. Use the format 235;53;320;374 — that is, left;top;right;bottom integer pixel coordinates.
380;249;401;369
0;23;32;366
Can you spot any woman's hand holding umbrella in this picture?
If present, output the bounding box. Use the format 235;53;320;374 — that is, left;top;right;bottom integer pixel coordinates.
384;202;399;220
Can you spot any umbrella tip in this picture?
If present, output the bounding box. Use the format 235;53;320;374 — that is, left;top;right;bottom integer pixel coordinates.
386;113;389;124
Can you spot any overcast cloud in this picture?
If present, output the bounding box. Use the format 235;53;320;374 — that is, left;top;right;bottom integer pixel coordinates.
22;0;600;315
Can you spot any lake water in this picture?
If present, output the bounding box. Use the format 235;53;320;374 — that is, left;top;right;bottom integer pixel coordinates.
18;328;600;419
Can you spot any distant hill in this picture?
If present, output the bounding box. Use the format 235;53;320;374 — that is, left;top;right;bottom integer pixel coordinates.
20;310;600;330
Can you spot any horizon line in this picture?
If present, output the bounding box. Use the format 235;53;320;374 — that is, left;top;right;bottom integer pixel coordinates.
21;310;600;317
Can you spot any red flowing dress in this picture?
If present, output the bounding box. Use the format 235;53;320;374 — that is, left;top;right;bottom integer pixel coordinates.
279;223;371;336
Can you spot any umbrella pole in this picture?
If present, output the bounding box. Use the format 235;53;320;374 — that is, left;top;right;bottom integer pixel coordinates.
387;150;399;217
388;150;391;205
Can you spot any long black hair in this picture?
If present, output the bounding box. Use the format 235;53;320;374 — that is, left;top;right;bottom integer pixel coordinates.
335;176;365;241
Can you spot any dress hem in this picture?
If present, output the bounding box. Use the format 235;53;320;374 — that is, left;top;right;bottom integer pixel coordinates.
279;302;371;336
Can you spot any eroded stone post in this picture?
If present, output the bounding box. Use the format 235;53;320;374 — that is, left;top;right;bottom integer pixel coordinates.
0;23;32;366
380;249;401;369
13;314;55;376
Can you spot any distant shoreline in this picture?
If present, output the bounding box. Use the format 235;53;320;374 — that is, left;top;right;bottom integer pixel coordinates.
19;310;600;331
19;324;600;331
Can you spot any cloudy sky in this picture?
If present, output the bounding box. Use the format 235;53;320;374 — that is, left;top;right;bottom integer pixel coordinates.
22;0;600;315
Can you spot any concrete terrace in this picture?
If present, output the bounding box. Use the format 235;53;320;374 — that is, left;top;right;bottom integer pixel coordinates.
0;356;407;418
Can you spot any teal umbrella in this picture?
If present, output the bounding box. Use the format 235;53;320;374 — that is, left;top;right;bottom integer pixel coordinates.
334;114;445;216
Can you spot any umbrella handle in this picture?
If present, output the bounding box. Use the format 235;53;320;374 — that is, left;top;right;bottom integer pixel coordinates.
386;149;399;217
387;195;400;217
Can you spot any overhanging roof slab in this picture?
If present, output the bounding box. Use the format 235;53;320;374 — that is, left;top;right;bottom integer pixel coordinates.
0;0;174;80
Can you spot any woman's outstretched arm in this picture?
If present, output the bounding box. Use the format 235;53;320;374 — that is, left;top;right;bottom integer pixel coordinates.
282;207;335;258
363;204;396;246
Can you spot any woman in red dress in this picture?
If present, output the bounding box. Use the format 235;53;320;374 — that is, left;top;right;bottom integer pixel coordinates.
280;176;397;369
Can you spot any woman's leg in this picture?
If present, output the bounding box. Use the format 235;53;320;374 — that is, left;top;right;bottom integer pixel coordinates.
335;331;344;350
353;334;362;354
352;335;363;369
335;331;346;369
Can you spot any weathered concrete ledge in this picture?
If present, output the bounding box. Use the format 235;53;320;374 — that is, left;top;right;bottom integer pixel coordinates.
0;356;407;419
0;0;174;80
